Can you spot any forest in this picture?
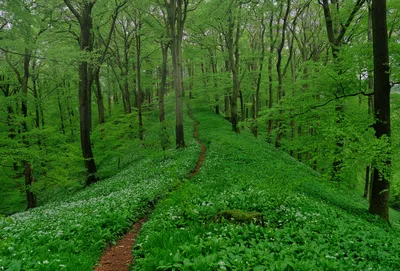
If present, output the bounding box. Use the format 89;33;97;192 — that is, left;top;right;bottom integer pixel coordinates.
1;0;400;270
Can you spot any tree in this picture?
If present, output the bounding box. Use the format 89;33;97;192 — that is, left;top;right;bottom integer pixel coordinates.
320;0;367;181
64;0;100;186
164;0;189;147
369;0;391;222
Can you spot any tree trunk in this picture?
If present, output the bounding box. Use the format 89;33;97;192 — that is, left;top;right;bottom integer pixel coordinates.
364;0;374;199
227;10;240;133
63;88;74;136
64;0;100;186
22;50;36;209
171;37;185;146
94;68;105;124
364;165;370;198
136;18;143;140
267;15;275;138
321;0;367;181
108;93;112;116
369;0;390;222
165;0;187;148
224;95;230;119
24;162;36;209
275;0;291;148
159;43;168;123
57;89;66;134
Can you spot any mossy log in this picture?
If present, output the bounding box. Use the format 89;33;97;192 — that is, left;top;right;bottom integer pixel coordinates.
214;209;264;225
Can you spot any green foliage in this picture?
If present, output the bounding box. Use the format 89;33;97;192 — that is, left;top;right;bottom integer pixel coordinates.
0;132;198;271
133;101;400;271
214;210;264;225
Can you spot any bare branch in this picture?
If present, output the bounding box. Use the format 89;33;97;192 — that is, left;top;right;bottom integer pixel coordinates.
290;91;374;118
63;0;81;22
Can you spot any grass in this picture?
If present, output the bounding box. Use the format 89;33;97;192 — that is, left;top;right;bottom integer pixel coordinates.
132;100;400;271
0;102;200;271
1;98;399;270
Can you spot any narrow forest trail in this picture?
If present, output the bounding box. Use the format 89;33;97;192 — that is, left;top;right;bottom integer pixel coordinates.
186;100;207;179
93;101;206;271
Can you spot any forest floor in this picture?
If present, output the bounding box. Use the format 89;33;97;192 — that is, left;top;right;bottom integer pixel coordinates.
2;100;400;271
131;102;400;271
93;101;207;271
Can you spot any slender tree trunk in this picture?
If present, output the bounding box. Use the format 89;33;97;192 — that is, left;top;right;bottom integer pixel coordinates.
267;15;275;138
94;68;105;124
200;62;207;90
369;0;390;222
110;65;128;113
364;0;374;199
252;19;266;137
208;51;220;114
171;37;185;146
32;76;40;129
57;89;66;135
224;95;230;119
135;18;143;140
63;88;74;136
24;162;36;209
275;0;291;148
22;50;36;209
165;0;187;148
64;0;100;186
108;93;112;116
159;43;168;123
364;165;370;198
227;11;240;133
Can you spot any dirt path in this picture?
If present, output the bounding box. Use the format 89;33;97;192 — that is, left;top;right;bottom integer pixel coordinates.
186;101;207;179
93;101;206;271
94;218;147;271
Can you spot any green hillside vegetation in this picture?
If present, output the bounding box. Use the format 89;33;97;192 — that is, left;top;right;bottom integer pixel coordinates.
0;105;200;270
133;101;400;271
1;0;400;270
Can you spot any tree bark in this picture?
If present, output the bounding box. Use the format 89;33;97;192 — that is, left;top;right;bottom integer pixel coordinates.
165;0;188;148
365;4;374;199
369;0;390;222
57;88;66;135
94;69;105;124
159;42;169;123
267;12;277;138
24;162;36;209
226;5;240;133
275;0;291;148
135;17;143;140
22;50;36;209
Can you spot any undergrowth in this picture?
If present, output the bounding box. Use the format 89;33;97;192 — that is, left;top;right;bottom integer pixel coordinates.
0;102;199;271
133;101;400;271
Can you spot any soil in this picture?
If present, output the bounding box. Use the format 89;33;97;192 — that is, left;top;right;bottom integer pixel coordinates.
186;100;207;178
93;101;206;271
189;121;207;179
93;218;147;271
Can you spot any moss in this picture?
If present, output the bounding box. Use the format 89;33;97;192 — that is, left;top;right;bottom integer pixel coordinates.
214;209;264;225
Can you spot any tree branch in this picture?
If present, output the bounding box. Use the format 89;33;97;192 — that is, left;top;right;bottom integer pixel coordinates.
290;91;374;118
63;0;81;23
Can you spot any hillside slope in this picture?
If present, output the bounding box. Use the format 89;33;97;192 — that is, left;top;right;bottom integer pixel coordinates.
133;101;400;271
0;104;200;271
